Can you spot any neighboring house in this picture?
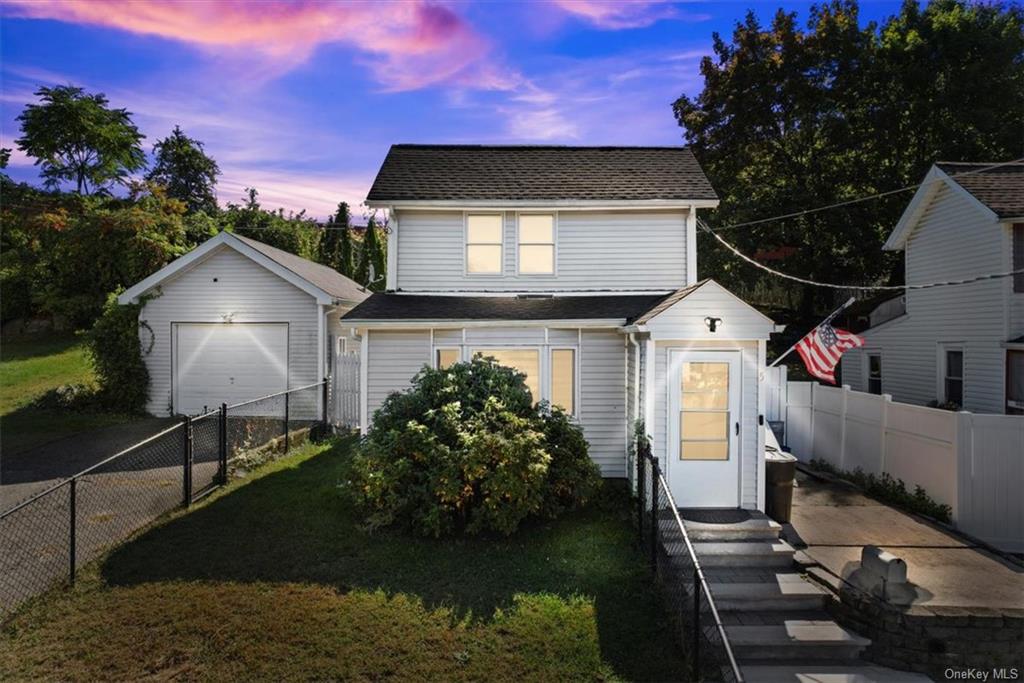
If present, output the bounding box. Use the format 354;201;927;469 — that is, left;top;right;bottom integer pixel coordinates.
842;162;1024;414
118;231;367;415
342;145;781;510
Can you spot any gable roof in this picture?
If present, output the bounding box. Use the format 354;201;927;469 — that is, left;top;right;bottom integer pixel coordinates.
117;231;368;306
365;144;718;205
341;292;668;323
884;162;1022;251
632;279;777;328
935;162;1024;219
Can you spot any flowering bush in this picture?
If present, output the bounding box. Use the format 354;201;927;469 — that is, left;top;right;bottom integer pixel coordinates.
351;357;600;537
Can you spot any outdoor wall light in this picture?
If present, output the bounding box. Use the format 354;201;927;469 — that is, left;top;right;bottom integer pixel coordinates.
222;312;236;323
705;316;722;333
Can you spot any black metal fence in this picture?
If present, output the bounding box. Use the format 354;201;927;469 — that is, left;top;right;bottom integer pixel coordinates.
635;432;744;683
0;380;329;617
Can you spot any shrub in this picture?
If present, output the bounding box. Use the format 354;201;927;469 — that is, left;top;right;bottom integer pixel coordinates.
351;358;600;537
85;290;151;413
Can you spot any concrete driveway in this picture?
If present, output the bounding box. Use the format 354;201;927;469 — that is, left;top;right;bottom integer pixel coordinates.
787;468;1024;611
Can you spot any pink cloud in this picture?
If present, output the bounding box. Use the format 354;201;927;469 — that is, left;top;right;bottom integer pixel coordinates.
3;0;514;91
552;0;704;29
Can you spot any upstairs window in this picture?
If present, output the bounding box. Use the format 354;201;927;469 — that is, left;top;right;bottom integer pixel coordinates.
1014;224;1024;294
466;214;503;274
867;354;882;395
518;214;555;275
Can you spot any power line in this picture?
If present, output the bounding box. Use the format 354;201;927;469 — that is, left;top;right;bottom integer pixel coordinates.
698;218;1024;291
708;158;1024;233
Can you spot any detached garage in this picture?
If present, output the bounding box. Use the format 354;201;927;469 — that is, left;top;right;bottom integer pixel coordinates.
118;231;367;416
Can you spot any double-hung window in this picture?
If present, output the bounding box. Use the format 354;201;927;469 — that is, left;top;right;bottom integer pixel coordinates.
942;348;964;406
550;348;576;414
466;214;503;275
867;354;882;395
518;214;555;275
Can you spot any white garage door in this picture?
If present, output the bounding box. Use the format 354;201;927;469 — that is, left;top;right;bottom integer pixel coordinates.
174;323;288;414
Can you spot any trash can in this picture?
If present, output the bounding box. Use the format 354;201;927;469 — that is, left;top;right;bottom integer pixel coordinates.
765;449;798;523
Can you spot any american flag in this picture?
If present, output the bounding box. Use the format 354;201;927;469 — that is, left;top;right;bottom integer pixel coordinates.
795;322;865;384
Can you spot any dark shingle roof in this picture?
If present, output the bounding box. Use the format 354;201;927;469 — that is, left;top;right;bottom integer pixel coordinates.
937;162;1024;219
232;233;368;303
341;292;670;322
366;145;717;202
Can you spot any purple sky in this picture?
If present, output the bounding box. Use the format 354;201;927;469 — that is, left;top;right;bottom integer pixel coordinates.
1;1;901;219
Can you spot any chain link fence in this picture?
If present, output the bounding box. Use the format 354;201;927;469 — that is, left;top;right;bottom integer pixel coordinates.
635;430;744;683
1;380;329;618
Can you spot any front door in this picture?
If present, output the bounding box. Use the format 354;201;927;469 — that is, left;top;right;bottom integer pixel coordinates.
668;350;741;508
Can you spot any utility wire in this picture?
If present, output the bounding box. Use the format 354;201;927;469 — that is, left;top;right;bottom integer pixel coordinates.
698;218;1024;291
708;158;1024;233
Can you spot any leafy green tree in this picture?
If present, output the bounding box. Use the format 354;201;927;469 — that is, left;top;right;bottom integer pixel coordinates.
146;126;220;214
222;188;322;261
338;212;355;278
355;216;387;290
16;85;146;194
674;0;1024;315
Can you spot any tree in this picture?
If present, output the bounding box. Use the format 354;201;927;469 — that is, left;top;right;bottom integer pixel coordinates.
320;201;354;276
673;0;1024;315
355;215;387;290
16;85;146;194
145;126;220;214
221;188;322;261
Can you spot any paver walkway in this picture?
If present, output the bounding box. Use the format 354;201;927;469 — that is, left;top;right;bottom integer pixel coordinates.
788;468;1024;611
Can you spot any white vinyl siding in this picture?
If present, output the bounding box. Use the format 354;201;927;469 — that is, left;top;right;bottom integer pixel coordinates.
363;326;627;477
653;340;760;509
644;281;776;340
842;184;1008;413
138;246;320;416
395;209;688;291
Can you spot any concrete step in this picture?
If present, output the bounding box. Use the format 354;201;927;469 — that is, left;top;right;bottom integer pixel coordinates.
710;577;828;612
688;540;796;568
683;514;783;542
726;621;870;661
740;663;932;682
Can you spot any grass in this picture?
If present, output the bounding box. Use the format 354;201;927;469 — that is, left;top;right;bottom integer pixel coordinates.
0;335;133;454
0;437;686;681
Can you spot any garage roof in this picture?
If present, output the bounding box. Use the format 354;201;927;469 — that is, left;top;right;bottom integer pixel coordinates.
117;231;369;306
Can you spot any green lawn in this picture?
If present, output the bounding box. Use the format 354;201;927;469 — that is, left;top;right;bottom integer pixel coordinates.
0;335;133;454
0;437;686;681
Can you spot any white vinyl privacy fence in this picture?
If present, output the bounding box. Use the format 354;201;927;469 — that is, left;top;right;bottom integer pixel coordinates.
765;366;1024;552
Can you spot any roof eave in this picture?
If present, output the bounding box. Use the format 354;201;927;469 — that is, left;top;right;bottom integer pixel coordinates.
366;198;720;210
343;318;626;328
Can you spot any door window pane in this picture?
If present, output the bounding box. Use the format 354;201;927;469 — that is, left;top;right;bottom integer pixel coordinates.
551;348;575;414
436;348;460;369
680;361;731;461
474;349;539;401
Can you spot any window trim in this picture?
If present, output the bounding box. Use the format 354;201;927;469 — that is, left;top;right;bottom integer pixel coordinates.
937;343;965;406
866;351;882;395
515;212;558;277
547;346;578;415
464;212;505;277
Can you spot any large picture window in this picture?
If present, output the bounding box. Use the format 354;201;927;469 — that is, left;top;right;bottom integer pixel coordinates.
466;214;503;274
473;348;540;401
518;214;555;274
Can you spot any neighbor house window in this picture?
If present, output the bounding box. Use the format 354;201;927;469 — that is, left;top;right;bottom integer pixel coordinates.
518;214;555;275
435;348;460;369
867;354;882;395
943;348;964;406
473;348;540;401
466;214;503;274
1014;224;1024;294
1007;350;1024;415
550;348;576;414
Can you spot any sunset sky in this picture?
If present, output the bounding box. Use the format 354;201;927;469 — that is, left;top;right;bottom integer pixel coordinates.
1;1;901;218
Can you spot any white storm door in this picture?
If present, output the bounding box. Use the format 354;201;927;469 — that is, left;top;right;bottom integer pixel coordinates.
668;350;741;508
173;323;288;414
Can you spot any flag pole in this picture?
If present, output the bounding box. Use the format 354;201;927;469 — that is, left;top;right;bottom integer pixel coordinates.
769;296;856;368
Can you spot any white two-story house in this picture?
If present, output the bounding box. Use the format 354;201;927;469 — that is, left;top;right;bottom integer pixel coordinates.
342;145;780;510
842;162;1024;414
